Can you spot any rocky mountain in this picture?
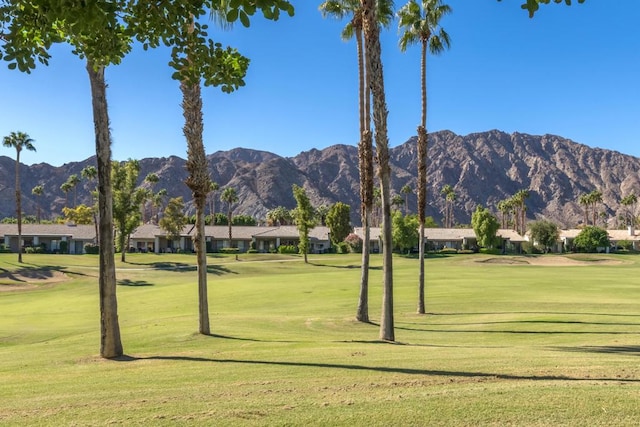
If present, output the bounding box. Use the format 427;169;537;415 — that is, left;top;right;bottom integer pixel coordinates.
1;130;639;228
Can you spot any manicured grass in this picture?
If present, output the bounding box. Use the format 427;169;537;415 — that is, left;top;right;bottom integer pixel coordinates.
1;252;640;425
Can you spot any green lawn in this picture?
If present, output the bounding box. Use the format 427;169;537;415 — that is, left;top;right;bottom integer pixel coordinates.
1;252;640;426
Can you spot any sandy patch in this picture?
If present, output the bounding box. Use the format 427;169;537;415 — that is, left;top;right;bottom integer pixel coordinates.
0;270;69;292
478;256;622;267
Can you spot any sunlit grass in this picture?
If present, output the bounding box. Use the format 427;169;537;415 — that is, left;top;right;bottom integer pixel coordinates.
1;252;640;425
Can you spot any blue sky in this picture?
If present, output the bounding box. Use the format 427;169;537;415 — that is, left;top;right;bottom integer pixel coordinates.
1;0;639;166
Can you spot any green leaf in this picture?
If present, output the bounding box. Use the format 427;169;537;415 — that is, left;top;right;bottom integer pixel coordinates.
239;10;250;27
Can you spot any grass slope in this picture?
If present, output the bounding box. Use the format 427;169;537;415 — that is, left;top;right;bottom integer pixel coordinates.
1;252;640;426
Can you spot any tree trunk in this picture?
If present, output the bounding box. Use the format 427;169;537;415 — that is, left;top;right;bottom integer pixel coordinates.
87;60;123;359
417;127;427;314
356;23;372;323
417;41;428;315
362;0;394;342
15;151;22;263
182;80;211;336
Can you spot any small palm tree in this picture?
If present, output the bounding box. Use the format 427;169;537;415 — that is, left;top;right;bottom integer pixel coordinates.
400;184;412;215
208;181;220;223
398;0;451;314
3;131;36;263
60;181;73;208
31;184;44;224
221;187;239;248
66;174;81;207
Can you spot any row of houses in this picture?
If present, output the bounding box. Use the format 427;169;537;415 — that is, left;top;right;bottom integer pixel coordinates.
1;223;639;254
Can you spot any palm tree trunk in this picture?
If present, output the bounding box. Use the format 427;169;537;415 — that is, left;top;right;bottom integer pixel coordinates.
417;127;427;314
87;60;123;359
15;151;23;263
356;23;372;323
182;80;211;336
363;0;394;341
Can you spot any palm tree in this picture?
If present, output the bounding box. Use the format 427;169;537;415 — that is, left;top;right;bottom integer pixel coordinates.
398;0;451;315
588;190;603;227
440;184;455;228
400;184;412;214
31;184;44;223
578;192;590;226
621;193;637;228
513;189;529;235
3;131;36;263
66;174;81;207
320;0;394;324
60;181;73;208
221;187;239;249
361;0;397;340
208;181;220;223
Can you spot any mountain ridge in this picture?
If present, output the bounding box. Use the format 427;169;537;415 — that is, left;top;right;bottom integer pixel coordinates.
1;130;638;228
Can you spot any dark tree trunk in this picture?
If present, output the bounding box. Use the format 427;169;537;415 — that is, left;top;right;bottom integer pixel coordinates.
87;60;123;359
15;151;22;263
182;80;211;336
362;0;394;342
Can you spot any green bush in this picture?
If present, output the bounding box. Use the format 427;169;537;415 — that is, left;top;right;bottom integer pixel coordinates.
617;240;633;251
84;244;99;254
247;249;258;254
220;247;240;255
278;245;298;254
59;241;68;254
479;248;501;255
335;242;350;254
438;248;458;255
0;244;11;253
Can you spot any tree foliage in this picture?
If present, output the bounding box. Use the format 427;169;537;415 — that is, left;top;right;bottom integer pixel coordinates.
292;184;316;263
528;219;559;252
391;211;419;254
497;0;585;18
159;197;186;242
573;226;610;253
471;205;499;248
62;204;95;225
326;202;352;245
112;159;144;260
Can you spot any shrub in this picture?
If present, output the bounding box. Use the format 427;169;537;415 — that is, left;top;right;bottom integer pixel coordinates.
59;241;68;254
246;249;258;254
617;240;633;251
278;245;298;254
344;233;362;253
479;248;501;255
335;242;350;254
0;244;10;253
84;244;99;254
220;247;240;255
438;248;458;255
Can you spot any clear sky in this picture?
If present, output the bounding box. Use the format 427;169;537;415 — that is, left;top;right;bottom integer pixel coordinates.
1;1;639;166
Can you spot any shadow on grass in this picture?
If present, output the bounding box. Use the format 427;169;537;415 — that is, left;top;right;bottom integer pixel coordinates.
111;355;640;383
396;324;640;335
553;345;640;356
309;262;382;270
0;265;72;282
409;320;640;327
118;279;154;287
121;261;237;275
422;311;640;318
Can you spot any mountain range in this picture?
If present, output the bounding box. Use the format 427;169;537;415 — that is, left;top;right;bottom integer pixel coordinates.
1;129;639;228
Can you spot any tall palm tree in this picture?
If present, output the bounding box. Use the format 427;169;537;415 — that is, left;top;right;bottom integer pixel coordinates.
398;0;451;314
513;189;529;235
221;187;239;248
578;193;590;226
31;184;44;224
400;184;412;214
3;132;36;263
66;174;81;207
588;190;603;227
208;181;220;223
319;0;394;323
621;193;637;228
361;0;397;340
60;181;73;208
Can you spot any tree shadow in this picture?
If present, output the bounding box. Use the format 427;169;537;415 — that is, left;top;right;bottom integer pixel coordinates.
126;261;192;270
552;345;640;356
207;265;237;275
309;263;382;270
0;265;70;282
396;325;640;335
118;279;154;287
110;355;640;383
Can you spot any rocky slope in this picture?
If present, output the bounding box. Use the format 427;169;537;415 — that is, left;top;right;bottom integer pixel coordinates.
1;130;639;228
